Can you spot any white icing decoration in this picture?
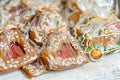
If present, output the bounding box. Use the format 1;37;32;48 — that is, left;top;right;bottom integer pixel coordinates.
31;27;48;43
23;43;35;53
7;59;19;68
0;58;7;69
48;55;86;68
49;34;61;51
6;31;19;42
23;64;46;76
47;31;86;68
40;11;67;31
22;56;38;65
0;42;8;51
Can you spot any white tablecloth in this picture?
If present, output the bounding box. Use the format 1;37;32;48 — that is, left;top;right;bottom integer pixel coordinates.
1;52;120;80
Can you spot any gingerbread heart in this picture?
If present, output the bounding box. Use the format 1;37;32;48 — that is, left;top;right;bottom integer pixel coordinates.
0;29;37;73
40;31;88;70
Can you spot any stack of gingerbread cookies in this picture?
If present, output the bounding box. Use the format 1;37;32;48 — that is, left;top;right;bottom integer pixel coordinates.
0;0;120;78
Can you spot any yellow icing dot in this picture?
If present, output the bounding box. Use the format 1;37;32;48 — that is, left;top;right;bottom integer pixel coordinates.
84;31;87;34
104;29;109;34
76;26;80;30
89;36;92;40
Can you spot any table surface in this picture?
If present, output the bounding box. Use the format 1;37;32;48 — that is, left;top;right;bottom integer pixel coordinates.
1;51;120;80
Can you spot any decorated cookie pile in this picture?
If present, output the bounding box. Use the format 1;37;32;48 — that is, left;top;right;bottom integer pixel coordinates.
74;20;120;61
0;0;120;79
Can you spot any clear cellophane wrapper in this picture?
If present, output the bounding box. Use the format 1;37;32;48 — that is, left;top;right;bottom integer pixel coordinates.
0;3;49;76
69;0;115;18
66;0;117;29
66;0;116;30
21;30;49;78
21;10;70;78
21;15;50;78
74;18;120;61
22;58;49;78
0;28;37;73
115;0;120;18
39;31;88;70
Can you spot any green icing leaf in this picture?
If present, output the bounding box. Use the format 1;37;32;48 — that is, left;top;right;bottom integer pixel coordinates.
117;44;120;47
93;44;97;48
109;48;115;51
86;48;91;52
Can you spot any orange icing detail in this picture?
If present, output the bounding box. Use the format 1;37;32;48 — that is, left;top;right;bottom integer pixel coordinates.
91;49;102;60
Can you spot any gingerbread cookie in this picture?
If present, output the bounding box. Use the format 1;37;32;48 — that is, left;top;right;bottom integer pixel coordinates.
68;0;115;18
40;31;88;70
8;7;37;32
1;0;26;12
67;0;80;11
67;11;82;27
0;28;37;73
28;27;48;54
21;14;49;78
21;9;67;77
22;58;49;78
74;20;120;61
39;10;67;34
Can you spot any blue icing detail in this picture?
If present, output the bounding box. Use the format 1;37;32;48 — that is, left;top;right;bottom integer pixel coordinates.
97;45;101;48
118;40;120;44
104;48;108;51
90;46;94;50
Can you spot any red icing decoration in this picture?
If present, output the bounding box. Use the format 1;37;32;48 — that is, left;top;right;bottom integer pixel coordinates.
9;42;24;58
58;43;75;58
